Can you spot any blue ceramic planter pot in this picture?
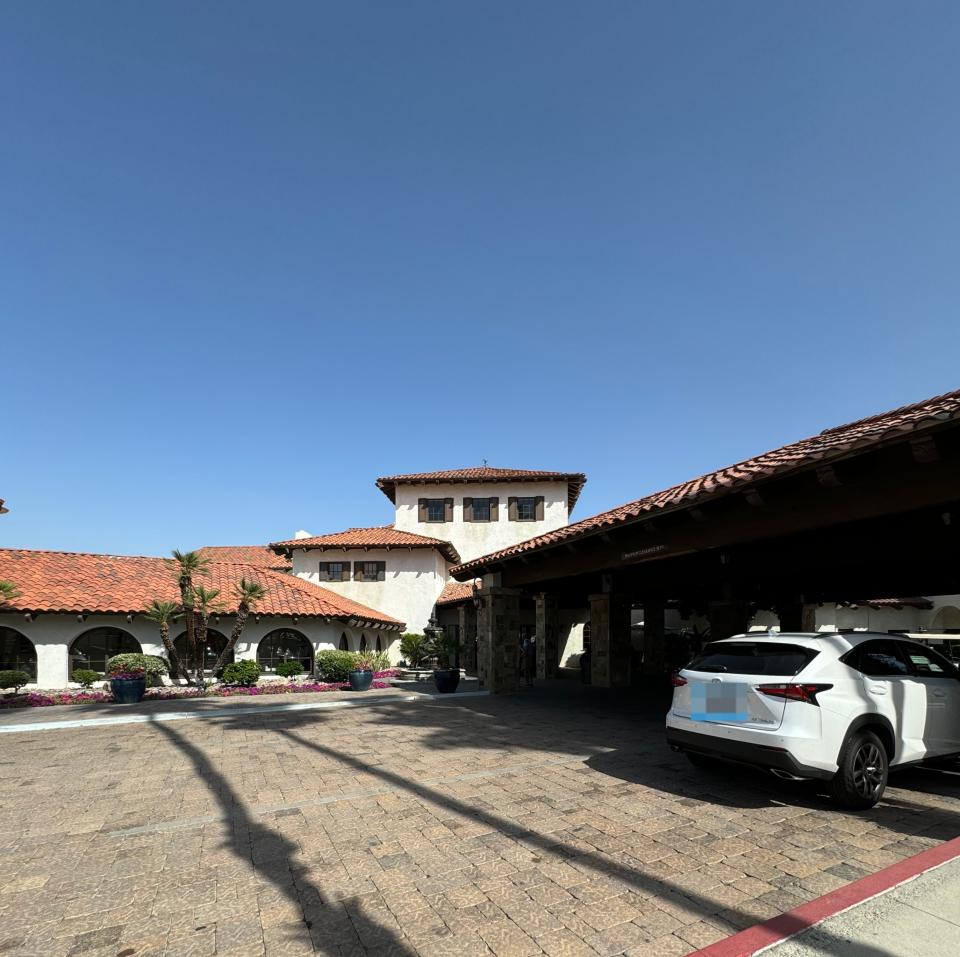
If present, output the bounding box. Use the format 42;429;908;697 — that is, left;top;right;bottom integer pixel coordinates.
111;677;146;704
349;669;373;692
433;669;460;694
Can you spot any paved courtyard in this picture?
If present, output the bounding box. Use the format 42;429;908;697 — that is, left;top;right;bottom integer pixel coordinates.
0;685;958;957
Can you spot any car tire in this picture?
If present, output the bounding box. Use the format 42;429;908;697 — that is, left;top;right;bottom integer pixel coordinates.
685;752;723;771
830;730;888;809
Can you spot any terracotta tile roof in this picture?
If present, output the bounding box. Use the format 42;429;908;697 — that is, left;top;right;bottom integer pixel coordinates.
0;549;403;629
435;581;479;607
452;387;960;579
270;526;461;565
376;467;587;511
196;545;291;571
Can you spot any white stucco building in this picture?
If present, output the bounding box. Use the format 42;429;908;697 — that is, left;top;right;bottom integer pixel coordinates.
0;548;403;688
270;467;587;637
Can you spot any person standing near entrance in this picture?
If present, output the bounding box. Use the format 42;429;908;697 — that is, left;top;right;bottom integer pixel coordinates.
521;633;536;688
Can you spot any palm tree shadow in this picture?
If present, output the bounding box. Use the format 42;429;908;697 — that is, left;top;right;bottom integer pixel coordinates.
195;708;898;957
150;718;416;956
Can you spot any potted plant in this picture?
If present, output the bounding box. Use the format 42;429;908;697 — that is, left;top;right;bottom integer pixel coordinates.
349;652;375;692
426;620;461;694
108;663;147;704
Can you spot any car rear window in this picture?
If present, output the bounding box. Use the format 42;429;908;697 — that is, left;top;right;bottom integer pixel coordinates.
686;642;819;676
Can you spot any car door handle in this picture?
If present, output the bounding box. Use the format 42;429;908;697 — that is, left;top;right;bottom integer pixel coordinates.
867;684;887;696
933;689;947;698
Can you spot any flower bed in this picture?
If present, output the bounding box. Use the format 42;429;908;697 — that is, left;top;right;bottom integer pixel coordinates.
0;673;398;709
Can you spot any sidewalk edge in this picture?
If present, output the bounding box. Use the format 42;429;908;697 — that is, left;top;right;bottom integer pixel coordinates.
690;834;960;957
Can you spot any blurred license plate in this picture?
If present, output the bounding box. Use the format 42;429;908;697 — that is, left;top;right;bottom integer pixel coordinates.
691;682;748;722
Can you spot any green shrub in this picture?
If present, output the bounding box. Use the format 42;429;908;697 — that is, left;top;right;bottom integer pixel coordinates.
276;660;305;678
0;670;30;691
368;650;391;673
314;649;356;682
222;660;260;686
72;669;101;688
399;633;431;667
106;653;168;678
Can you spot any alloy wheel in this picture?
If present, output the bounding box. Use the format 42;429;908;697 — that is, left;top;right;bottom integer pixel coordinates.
853;742;885;799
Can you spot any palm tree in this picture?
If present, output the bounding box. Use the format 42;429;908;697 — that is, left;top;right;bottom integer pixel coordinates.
191;585;223;683
210;578;268;676
0;580;20;605
145;600;183;679
169;550;210;685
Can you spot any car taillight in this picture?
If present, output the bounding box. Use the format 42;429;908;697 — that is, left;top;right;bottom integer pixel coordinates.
671;673;688;687
757;683;832;705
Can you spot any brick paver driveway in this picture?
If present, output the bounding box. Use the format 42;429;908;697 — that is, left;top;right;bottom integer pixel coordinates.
1;685;957;957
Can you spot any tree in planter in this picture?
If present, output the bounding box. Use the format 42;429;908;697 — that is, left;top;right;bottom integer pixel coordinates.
145;600;185;679
169;550;210;686
209;578;268;677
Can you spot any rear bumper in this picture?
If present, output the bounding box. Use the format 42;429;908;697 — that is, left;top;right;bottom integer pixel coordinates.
666;727;833;780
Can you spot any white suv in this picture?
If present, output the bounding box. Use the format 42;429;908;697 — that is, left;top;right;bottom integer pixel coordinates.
666;632;960;809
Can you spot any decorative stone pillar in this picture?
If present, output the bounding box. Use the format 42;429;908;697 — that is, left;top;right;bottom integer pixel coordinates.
535;592;559;680
642;599;666;675
477;588;522;693
589;593;632;687
458;602;478;673
708;600;751;641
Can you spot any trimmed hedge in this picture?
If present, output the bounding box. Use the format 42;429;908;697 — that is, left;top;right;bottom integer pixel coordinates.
72;669;101;688
222;660;260;686
0;670;30;691
314;650;356;683
276;661;305;678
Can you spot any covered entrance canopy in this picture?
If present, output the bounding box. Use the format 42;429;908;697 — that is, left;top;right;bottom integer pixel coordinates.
451;388;960;691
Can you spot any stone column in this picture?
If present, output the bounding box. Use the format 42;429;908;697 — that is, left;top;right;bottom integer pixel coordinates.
708;600;751;641
458;603;478;673
642;599;666;676
535;592;559;680
477;588;522;693
589;593;632;687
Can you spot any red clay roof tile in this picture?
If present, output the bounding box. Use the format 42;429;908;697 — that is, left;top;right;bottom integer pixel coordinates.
196;546;291;571
0;549;402;628
435;581;479;606
452;387;960;578
270;526;461;565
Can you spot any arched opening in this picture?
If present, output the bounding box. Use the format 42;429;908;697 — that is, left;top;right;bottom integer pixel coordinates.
932;606;960;633
257;629;313;673
339;632;349;651
173;629;233;674
70;627;141;675
359;634;367;652
375;634;383;653
0;627;37;680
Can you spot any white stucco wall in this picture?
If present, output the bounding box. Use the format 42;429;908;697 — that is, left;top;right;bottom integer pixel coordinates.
0;611;391;689
392;481;570;564
291;546;447;637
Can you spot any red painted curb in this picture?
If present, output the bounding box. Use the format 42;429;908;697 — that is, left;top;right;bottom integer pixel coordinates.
690;834;960;957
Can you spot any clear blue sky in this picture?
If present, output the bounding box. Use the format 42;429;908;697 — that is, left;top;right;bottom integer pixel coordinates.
3;2;959;556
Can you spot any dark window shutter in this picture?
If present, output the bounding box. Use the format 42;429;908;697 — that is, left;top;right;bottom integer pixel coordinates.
444;497;453;521
535;496;544;520
489;497;499;521
464;497;473;522
318;562;329;581
353;561;363;582
418;498;428;521
377;561;386;581
508;497;518;521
